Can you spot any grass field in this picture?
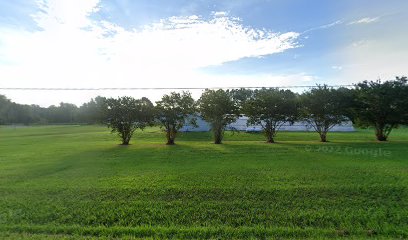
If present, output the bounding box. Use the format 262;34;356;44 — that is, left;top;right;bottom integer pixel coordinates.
0;125;407;239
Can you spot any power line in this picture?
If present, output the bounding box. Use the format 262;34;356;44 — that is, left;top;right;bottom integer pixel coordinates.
0;85;354;91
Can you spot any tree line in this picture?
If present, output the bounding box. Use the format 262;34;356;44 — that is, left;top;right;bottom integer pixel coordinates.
1;77;407;144
0;96;107;125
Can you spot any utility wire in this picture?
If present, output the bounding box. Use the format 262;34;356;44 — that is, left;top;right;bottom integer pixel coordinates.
0;85;354;91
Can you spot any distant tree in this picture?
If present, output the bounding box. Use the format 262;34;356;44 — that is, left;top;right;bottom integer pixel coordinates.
0;95;41;125
44;103;78;124
105;96;154;145
29;104;47;124
300;85;353;142
93;96;108;122
9;103;35;125
155;92;197;145
243;88;298;143
0;94;103;125
354;77;408;141
78;96;107;124
198;89;239;144
0;95;11;124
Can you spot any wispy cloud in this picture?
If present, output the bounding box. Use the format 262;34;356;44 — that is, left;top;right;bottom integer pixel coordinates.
302;16;380;34
351;40;369;48
302;20;342;33
348;17;380;25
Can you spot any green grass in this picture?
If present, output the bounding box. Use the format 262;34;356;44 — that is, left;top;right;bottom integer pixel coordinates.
0;125;407;239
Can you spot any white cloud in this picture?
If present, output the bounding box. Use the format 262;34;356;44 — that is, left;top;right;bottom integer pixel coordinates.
109;14;299;70
33;0;100;29
0;0;300;106
348;17;380;25
331;65;343;71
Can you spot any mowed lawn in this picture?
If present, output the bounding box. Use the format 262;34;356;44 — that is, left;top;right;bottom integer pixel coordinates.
0;125;407;239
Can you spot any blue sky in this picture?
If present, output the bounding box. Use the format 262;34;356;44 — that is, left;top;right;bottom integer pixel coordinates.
0;0;407;106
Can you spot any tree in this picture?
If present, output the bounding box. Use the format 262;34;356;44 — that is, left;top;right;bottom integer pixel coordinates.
0;95;11;124
231;88;254;112
354;77;408;141
105;96;154;145
198;89;239;144
155;91;197;145
78;96;107;124
300;85;352;142
0;95;41;125
243;88;298;143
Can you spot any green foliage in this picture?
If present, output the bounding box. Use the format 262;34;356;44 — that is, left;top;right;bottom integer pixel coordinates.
77;96;107;124
300;85;352;142
155;91;197;145
46;103;78;124
105;96;154;145
0;95;10;124
354;77;408;141
243;88;298;143
0;126;407;239
0;95;42;125
1;76;408;146
231;88;254;111
198;89;239;144
0;94;110;125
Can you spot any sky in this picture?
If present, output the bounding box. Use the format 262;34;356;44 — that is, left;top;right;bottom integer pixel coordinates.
0;0;407;107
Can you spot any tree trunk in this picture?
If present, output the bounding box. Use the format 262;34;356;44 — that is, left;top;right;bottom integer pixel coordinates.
166;128;177;145
121;135;130;145
375;127;388;141
265;129;275;143
266;136;275;143
120;132;130;145
166;138;175;145
120;126;132;145
213;126;223;144
319;132;327;142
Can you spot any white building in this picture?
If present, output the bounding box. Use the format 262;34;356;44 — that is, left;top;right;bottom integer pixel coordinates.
180;116;355;132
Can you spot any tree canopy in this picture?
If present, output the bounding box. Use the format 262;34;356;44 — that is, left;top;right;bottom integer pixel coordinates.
155;91;196;145
198;89;239;144
105;96;154;145
300;85;353;142
243;88;298;143
0;94;108;125
77;96;107;124
354;77;408;141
